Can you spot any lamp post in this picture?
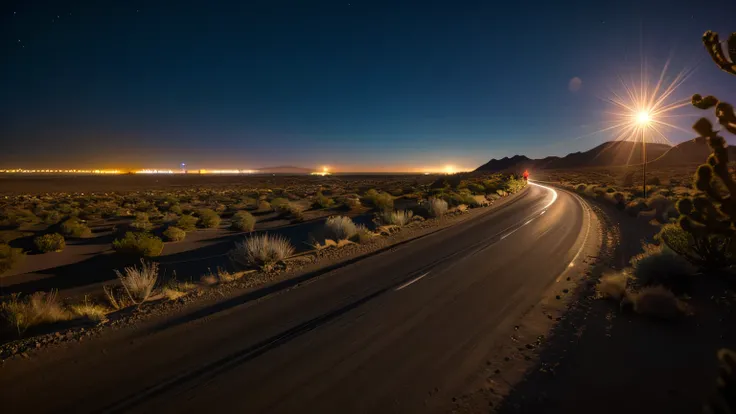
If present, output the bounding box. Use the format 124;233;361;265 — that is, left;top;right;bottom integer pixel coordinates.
636;111;651;198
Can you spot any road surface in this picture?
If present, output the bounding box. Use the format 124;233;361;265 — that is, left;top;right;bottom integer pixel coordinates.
2;182;592;414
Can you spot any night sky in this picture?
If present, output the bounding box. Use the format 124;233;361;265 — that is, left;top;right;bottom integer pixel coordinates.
2;1;735;172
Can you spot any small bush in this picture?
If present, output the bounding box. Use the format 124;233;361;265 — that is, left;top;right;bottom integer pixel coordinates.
353;224;374;244
631;243;695;292
270;198;291;210
257;200;272;212
70;296;108;322
646;195;677;223
114;260;159;305
229;233;295;271
112;232;164;257
378;210;414;226
197;209;221;228
60;218;92;238
176;214;199;231
427;198;449;217
597;272;629;300
657;223;732;270
364;190;394;211
130;213;153;231
1;291;69;334
632;286;687;320
34;233;65;253
312;192;335;209
0;244;25;275
231;211;257;232
325;216;358;240
163;226;186;242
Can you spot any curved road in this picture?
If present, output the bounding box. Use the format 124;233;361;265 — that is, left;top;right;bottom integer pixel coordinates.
2;182;591;414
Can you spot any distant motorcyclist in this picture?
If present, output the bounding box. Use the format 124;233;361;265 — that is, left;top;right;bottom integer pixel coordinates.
523;170;529;181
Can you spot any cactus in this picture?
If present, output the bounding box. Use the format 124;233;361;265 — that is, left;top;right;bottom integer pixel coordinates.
659;31;736;270
702;30;736;76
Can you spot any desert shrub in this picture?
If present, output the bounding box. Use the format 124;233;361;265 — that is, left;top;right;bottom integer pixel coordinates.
363;190;394;211
163;226;186;242
624;199;649;217
1;291;69;334
427;197;449;217
0;243;25;275
378;210;414;226
34;233;65;253
631;243;696;292
114;260;159;305
112;232;164;257
646;195;677;223
597;272;629;300
60;218;92;238
231;211;257;232
504;177;527;193
312;192;335;209
176;214;198;231
40;210;62;225
257;200;272;212
344;196;362;210
197;209;221;228
657;223;732;270
131;213;153;231
632;286;687;320
575;184;587;193
646;176;661;186
270;198;290;210
325;216;358;240
229;233;295;271
353;224;374;244
169;204;183;215
467;183;485;194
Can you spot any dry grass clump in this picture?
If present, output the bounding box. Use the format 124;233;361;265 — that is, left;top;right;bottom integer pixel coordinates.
630;285;688;320
596;272;629;300
325;216;358;240
113;259;159;305
378;210;414;226
229;233;295;271
1;291;70;334
427;197;449;217
162;279;198;299
70;296;109;322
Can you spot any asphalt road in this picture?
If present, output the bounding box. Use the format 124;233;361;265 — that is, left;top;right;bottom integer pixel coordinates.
2;182;591;414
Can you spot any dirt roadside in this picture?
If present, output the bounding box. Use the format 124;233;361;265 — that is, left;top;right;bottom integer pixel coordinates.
0;187;531;362
453;188;736;414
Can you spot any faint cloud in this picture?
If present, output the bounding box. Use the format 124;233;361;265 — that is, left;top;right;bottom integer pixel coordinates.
568;77;582;92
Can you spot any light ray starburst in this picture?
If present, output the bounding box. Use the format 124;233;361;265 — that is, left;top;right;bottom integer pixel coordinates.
603;59;694;148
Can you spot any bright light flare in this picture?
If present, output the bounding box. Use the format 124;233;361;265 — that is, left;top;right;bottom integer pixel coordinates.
600;60;694;149
636;111;651;125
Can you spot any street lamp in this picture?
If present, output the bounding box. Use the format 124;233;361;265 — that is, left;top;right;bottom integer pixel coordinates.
636;111;652;197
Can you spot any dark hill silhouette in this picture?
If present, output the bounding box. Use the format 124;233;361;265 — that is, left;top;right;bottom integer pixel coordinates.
475;155;532;172
649;137;736;166
475;141;672;172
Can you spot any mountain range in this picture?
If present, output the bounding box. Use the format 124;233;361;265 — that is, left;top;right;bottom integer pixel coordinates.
475;138;734;172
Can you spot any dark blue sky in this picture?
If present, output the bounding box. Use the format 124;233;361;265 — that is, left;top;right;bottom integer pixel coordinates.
2;0;735;171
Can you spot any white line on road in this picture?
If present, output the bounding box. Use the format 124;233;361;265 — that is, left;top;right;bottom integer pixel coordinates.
395;272;430;291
